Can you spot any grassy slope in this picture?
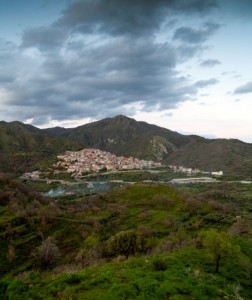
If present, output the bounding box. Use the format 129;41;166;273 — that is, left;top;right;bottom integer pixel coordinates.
0;177;252;299
4;248;252;300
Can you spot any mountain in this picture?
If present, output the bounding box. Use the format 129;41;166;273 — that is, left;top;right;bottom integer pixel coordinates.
44;115;192;161
44;115;252;177
0;121;83;173
1;116;252;177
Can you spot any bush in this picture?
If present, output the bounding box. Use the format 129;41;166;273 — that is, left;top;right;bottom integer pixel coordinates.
184;197;203;214
75;235;100;267
107;230;146;259
52;263;82;275
229;219;252;237
203;212;234;225
32;236;61;268
5;280;29;299
152;258;168;271
153;239;174;254
0;279;9;297
152;194;175;209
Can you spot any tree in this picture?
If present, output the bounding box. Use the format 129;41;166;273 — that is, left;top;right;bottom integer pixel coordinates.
75;235;99;267
202;229;239;273
32;236;61;268
107;231;145;259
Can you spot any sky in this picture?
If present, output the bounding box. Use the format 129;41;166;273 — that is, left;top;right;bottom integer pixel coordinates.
0;0;251;143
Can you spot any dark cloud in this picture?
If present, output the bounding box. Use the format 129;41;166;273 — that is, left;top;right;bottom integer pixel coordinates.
6;32;210;124
173;23;221;44
9;39;177;102
200;59;221;67
234;81;252;95
21;27;67;50
55;0;168;36
20;1;220;52
0;0;227;125
55;0;218;36
194;78;219;88
176;45;203;62
0;74;15;83
174;0;217;12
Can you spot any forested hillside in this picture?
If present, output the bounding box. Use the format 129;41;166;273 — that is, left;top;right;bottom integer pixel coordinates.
1;175;251;299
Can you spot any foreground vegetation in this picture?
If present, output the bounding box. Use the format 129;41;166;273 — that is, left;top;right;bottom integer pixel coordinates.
0;174;252;299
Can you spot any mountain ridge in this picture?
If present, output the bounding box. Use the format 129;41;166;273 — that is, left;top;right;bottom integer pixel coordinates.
42;115;252;177
1;115;252;177
43;115;193;160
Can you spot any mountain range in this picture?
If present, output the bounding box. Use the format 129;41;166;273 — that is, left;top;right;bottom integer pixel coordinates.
0;115;251;177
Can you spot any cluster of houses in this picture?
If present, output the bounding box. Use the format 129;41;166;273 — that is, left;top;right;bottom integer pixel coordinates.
22;150;223;181
23;170;41;180
54;148;161;175
169;165;223;176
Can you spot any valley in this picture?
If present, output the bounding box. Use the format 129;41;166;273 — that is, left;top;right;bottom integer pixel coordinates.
1;0;252;298
0;115;252;299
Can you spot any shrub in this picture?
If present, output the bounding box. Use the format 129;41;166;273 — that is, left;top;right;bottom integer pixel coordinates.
203;212;234;225
7;245;16;263
75;235;100;267
152;194;175;209
152;257;168;271
184;197;203;214
229;219;252;237
162;215;175;228
220;203;238;214
32;236;61;268
52;263;82;275
107;230;146;259
207;199;222;211
152;239;174;254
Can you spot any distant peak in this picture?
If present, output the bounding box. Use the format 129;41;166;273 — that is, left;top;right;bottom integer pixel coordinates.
111;115;135;123
113;115;129;120
10;121;23;125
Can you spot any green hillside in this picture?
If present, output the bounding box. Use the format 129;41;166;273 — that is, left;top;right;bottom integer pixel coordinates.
44;115;252;178
0;121;83;173
44;115;191;161
1;176;251;299
1;116;252;177
167;137;252;178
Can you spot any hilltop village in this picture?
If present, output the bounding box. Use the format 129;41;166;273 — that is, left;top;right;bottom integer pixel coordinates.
23;148;223;180
54;148;161;176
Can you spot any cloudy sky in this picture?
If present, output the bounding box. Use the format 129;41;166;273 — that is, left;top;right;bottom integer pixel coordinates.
0;0;251;142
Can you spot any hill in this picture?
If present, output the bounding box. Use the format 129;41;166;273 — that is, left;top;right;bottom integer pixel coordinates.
44;115;191;161
0;121;83;173
0;176;252;298
167;137;252;176
44;115;252;178
1;116;252;177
